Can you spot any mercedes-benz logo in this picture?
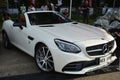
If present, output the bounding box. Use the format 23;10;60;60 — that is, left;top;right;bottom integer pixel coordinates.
102;44;108;53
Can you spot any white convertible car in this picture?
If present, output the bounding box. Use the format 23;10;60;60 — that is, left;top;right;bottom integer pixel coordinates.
2;11;117;74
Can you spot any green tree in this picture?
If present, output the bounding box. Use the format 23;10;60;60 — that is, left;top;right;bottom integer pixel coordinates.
0;0;7;7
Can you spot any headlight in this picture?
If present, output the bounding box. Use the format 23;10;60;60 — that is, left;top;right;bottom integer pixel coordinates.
55;39;81;53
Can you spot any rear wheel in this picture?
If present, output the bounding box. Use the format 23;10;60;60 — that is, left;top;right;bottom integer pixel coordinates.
35;44;54;72
2;32;11;49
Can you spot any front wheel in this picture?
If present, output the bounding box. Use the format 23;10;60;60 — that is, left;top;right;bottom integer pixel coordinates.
35;44;54;72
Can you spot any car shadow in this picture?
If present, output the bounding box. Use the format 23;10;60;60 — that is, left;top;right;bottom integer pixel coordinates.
0;65;119;80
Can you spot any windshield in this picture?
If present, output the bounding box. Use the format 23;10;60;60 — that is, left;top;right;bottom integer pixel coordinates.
28;12;72;25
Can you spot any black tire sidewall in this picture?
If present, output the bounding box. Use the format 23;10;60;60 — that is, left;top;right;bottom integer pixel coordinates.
35;44;54;73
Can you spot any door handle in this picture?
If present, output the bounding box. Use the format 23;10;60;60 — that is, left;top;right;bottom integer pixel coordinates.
28;36;34;40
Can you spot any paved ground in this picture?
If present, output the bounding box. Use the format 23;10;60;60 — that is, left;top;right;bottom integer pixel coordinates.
0;31;120;80
0;31;40;77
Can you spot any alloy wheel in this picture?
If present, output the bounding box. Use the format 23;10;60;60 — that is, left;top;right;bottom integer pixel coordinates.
35;45;54;72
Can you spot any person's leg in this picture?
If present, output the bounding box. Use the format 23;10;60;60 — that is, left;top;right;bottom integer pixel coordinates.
83;11;89;24
116;37;120;57
83;13;86;23
112;37;120;65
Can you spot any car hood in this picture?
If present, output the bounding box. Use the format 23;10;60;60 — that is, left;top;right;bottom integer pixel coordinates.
36;22;109;42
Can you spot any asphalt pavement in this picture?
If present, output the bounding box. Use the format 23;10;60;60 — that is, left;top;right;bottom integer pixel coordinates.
0;31;40;77
0;31;120;80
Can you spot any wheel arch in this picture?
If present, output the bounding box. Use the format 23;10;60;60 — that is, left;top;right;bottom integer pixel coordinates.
34;42;47;57
34;42;55;72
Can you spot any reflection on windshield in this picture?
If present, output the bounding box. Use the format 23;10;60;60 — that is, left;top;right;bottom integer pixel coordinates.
28;12;72;25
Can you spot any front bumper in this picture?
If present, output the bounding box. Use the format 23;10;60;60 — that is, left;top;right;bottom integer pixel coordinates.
51;48;116;74
62;55;116;74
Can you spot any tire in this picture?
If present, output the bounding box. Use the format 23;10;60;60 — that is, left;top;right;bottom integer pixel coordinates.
2;32;11;49
35;44;54;72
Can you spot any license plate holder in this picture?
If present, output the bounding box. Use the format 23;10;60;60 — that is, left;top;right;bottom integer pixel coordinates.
100;57;106;63
99;55;111;64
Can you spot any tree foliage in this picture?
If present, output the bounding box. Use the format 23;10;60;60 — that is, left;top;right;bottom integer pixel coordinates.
8;0;120;8
0;0;7;7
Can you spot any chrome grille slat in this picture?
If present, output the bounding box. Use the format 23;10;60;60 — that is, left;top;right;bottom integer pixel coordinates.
87;49;103;53
86;40;114;56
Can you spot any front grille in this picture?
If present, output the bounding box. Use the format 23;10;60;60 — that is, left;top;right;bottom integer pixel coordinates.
62;58;99;72
86;40;114;56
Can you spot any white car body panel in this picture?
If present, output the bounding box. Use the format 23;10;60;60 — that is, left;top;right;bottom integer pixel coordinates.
2;11;117;74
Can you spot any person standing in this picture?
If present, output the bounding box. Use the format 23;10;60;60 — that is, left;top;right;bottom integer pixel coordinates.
57;0;62;12
41;3;49;11
19;3;26;14
109;28;120;65
57;0;62;7
47;1;55;11
19;0;29;12
81;0;89;23
2;12;11;22
55;4;60;12
28;3;36;11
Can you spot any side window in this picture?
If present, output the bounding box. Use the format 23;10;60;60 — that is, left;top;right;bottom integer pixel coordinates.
20;14;26;27
30;15;37;25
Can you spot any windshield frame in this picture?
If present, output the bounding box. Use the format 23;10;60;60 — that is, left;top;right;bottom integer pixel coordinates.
27;11;72;25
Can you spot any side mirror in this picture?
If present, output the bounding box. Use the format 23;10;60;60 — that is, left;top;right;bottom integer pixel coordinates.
13;22;23;30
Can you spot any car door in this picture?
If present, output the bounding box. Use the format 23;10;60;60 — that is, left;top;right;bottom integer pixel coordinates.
12;25;30;51
11;14;30;53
